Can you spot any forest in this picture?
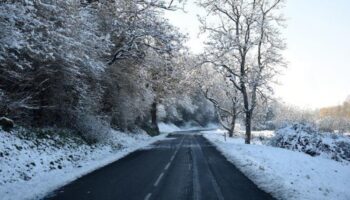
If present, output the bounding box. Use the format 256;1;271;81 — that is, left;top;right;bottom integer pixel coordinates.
0;0;217;139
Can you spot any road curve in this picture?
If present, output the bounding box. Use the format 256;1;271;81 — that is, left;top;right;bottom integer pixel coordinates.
44;131;274;200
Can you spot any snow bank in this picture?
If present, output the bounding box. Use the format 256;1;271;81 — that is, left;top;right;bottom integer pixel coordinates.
0;128;166;200
270;123;350;162
158;122;218;133
203;130;350;200
158;122;182;133
202;129;275;145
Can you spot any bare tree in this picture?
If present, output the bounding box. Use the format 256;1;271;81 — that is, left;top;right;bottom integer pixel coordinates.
203;88;241;137
198;0;286;143
193;66;242;137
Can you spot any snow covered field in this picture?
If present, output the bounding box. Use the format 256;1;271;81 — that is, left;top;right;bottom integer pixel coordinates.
0;128;167;200
202;129;350;200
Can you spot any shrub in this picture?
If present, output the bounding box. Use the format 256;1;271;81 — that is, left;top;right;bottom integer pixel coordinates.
270;123;350;162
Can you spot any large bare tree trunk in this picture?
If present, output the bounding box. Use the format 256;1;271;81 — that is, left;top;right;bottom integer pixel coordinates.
151;101;160;135
240;55;252;144
241;73;252;144
228;114;236;137
244;110;252;144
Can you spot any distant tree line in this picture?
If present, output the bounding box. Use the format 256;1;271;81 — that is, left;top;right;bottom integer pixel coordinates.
320;101;350;120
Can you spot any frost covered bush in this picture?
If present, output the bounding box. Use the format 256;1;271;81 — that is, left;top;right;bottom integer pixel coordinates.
72;113;112;144
72;113;150;148
270;123;350;162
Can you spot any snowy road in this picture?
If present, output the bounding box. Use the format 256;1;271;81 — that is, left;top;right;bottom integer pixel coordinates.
44;131;274;200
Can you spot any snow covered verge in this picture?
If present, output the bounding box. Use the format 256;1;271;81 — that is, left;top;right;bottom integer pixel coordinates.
202;129;350;200
270;123;350;163
159;123;182;133
158;122;218;133
0;128;167;200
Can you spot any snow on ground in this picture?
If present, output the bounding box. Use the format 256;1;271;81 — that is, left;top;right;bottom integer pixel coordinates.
159;122;218;133
0;128;167;200
159;122;182;133
207;129;275;145
202;129;350;200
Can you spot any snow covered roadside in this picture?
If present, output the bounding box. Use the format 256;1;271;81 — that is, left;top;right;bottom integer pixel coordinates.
202;130;350;200
159;122;182;133
0;129;167;200
159;122;218;133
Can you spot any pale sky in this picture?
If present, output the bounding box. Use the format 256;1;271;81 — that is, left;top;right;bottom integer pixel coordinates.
165;0;350;109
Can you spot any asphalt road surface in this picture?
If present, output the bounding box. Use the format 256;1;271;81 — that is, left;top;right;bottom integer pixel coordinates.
45;131;275;200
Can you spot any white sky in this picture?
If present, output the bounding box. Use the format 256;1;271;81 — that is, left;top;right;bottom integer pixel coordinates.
165;0;350;109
